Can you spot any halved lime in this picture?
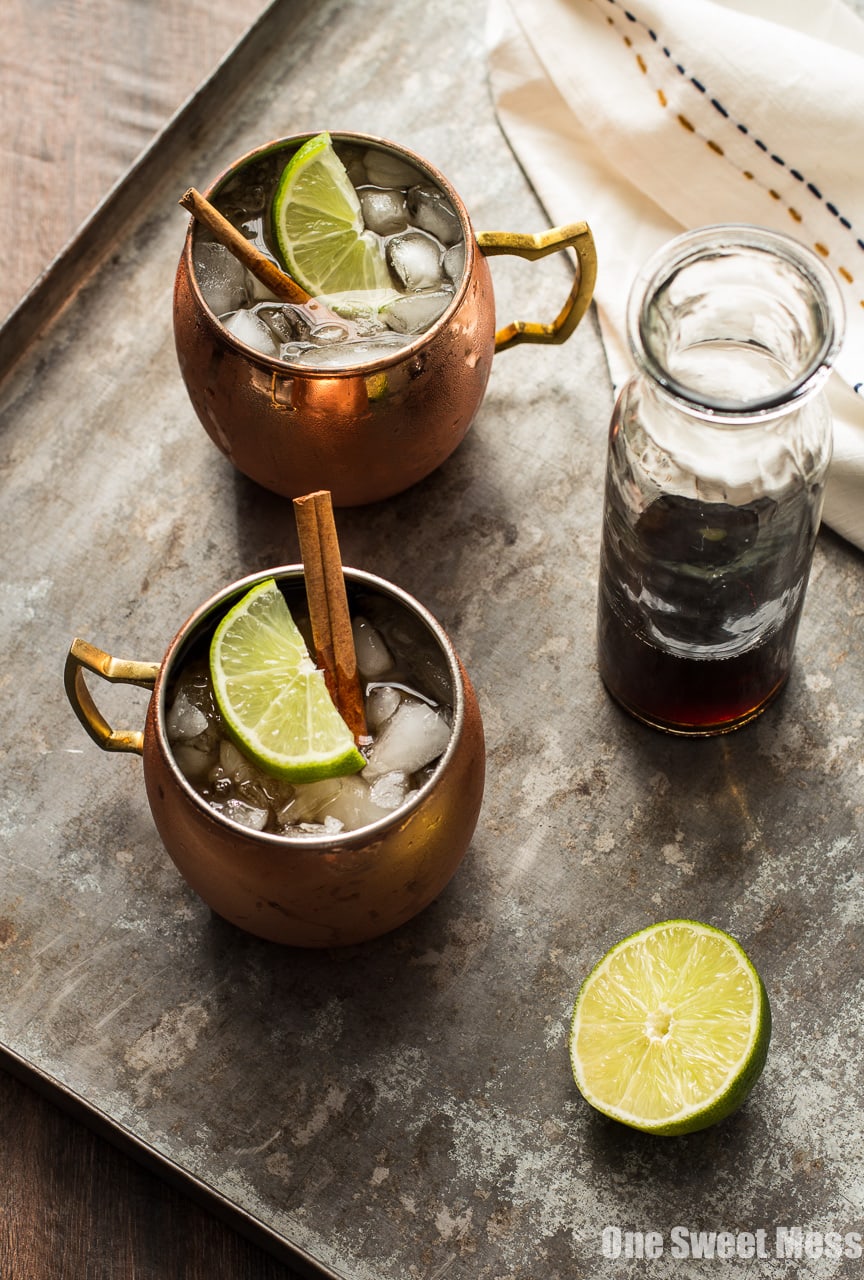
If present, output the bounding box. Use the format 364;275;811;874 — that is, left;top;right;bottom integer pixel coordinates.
569;919;771;1135
272;132;392;295
209;578;366;783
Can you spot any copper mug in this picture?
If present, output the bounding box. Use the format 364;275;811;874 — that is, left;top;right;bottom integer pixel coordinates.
64;567;485;947
173;131;597;506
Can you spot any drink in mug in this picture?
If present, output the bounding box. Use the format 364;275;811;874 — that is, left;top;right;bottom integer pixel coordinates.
166;588;454;835
192;136;467;369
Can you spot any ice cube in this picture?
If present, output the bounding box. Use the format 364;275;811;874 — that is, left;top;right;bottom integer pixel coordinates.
280;342;314;363
386;231;443;292
352;616;394;678
224;798;269;831
320;289;395;319
218;176;268;219
222;308;279;357
369;770;410;811
443;242;466;285
349;333;411;358
252;303;309;344
366;684;402;729
277;777;343;826
309;321;352;346
280;344;360;369
288;815;346;837
363;149;421;189
205;741;285;811
238;773;295;812
343;150;369;188
360;187;408;236
219;738;256;783
363;701;451;779
407;185;462;247
166;690;209;742
172;741;217;782
194;241;248;316
316;290;395;337
322;775;392;830
381;291;452;335
245;269;281;304
282;334;409;368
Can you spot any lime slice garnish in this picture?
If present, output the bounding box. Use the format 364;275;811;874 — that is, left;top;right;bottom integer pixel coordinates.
569;919;771;1135
209;578;366;783
272;132;392;296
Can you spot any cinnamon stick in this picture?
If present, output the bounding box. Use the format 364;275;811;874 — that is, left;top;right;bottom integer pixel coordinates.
293;490;369;745
179;186;311;305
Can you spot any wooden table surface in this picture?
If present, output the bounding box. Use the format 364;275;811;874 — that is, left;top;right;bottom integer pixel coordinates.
1;2;307;1274
0;1071;305;1277
1;0;267;322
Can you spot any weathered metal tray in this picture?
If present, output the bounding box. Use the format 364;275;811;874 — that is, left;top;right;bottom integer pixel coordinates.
1;0;863;1276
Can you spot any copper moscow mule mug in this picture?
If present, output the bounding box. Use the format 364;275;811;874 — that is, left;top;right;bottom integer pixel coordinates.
173;131;597;506
64;567;486;947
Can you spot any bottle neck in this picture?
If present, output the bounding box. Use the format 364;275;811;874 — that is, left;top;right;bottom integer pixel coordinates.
628;225;843;420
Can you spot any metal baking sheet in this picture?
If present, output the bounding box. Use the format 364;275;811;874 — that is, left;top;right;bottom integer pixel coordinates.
2;0;864;1276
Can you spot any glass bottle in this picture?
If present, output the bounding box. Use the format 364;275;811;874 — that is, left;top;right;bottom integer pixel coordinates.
596;224;844;736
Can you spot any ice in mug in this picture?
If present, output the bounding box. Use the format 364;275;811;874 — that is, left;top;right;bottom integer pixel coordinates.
166;593;453;835
192;139;466;368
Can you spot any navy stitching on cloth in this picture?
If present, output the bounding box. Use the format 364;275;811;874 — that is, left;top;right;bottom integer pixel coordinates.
594;0;864;325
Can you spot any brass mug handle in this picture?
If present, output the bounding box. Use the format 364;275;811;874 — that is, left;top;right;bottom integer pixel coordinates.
476;221;597;353
64;638;160;756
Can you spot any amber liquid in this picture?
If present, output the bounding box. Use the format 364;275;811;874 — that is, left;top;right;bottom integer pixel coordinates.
597;489;818;735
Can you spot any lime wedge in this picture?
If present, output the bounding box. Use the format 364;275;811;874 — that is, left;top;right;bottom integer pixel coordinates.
272;132;392;295
209;578;366;783
569;920;770;1135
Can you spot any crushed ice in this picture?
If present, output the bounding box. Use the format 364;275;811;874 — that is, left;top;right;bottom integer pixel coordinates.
165;614;451;836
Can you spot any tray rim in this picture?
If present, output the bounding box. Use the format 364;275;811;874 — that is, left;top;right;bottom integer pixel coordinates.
0;0;291;389
0;1034;343;1278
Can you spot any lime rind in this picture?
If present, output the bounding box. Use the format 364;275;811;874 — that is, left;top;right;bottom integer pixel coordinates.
272;131;391;295
276;132;360;223
209;578;366;783
568;919;771;1136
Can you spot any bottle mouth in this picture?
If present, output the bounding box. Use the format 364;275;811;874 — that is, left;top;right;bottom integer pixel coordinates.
628;224;845;418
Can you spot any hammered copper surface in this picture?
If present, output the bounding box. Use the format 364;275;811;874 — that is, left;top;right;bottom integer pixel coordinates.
147;568;484;945
69;567;486;947
174;134;497;506
144;670;484;946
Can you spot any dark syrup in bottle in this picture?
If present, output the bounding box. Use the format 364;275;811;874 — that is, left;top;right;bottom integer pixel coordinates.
596;489;819;734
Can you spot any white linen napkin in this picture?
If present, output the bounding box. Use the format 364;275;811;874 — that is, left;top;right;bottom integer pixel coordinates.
487;0;864;550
